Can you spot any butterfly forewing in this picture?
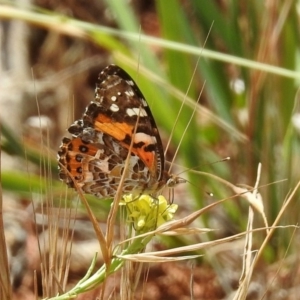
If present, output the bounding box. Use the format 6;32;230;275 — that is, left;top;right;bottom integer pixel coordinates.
58;64;168;198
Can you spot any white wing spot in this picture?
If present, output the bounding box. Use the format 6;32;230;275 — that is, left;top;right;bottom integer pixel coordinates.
125;90;134;97
126;107;147;117
141;98;148;107
111;95;117;101
95;149;105;159
110;103;119;112
94;157;110;173
134;132;156;146
127;80;134;86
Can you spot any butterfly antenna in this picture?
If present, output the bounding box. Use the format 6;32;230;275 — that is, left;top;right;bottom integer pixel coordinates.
174;156;231;177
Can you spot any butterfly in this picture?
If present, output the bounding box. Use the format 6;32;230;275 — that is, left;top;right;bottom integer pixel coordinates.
58;64;182;199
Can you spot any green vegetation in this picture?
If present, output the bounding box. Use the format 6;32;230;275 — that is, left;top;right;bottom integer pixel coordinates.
1;1;300;299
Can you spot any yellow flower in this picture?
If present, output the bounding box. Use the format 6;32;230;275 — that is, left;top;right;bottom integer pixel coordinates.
121;194;178;233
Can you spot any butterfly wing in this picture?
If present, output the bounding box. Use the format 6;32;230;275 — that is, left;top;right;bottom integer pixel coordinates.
58;65;166;198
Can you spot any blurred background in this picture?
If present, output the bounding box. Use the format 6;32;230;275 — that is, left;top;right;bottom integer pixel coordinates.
1;1;300;299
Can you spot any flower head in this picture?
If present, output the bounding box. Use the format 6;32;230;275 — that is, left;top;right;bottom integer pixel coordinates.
121;194;178;233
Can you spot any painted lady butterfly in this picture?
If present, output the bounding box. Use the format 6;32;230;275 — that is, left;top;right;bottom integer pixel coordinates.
58;64;181;199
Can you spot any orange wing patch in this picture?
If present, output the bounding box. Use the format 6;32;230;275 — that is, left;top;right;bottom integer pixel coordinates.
94;114;157;172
